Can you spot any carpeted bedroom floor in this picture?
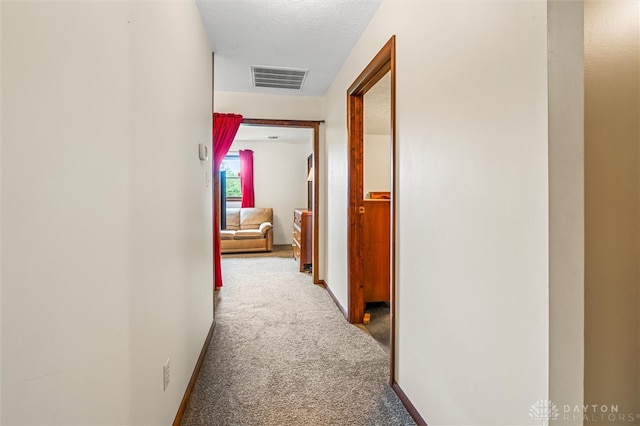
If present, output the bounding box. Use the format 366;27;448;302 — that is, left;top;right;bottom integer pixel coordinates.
180;253;414;426
221;244;294;259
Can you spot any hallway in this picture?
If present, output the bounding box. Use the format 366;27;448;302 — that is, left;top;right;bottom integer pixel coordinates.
181;256;414;425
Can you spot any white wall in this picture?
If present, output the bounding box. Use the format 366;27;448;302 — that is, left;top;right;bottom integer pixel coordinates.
2;4;131;423
228;138;313;245
363;134;391;196
1;2;212;425
323;1;549;424
214;91;323;121
548;1;584;423
0;1;3;423
128;3;213;424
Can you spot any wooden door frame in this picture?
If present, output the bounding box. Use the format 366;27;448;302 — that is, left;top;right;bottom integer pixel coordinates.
347;36;396;378
239;118;323;285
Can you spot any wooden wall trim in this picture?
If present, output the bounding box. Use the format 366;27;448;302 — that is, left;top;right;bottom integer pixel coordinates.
242;118;324;127
318;280;348;320
172;321;216;426
347;36;396;326
391;382;428;426
313;122;321;285
346;36;395;325
388;34;397;389
347;92;365;324
348;36;395;96
239;118;323;285
347;34;397;386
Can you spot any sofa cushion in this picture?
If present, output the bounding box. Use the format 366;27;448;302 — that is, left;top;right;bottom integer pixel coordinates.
220;230;236;240
234;229;264;240
225;208;240;230
240;208;273;230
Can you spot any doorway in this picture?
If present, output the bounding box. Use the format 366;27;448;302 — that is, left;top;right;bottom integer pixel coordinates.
347;36;396;380
226;118;322;284
361;72;392;355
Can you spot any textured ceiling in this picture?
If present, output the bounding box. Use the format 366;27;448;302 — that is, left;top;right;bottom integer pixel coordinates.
232;77;389;144
196;0;382;96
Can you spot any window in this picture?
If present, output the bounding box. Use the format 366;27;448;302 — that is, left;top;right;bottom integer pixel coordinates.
220;153;241;199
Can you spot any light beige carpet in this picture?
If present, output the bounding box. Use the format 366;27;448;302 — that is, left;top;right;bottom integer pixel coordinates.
181;256;415;426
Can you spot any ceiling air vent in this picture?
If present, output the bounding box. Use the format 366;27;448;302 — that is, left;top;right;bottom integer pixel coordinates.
251;65;308;90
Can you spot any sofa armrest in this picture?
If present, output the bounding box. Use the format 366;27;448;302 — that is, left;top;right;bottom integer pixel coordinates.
265;227;273;251
259;222;273;235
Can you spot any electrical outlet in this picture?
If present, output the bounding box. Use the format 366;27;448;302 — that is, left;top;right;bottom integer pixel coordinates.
163;358;170;391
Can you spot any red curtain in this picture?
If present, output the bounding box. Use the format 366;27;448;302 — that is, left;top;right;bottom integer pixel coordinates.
213;113;243;290
239;149;255;208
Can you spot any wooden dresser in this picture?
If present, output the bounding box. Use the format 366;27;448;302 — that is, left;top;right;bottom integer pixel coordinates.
293;208;312;272
362;199;390;303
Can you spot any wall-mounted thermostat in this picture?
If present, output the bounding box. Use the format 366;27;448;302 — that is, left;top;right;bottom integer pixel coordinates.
199;144;208;161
